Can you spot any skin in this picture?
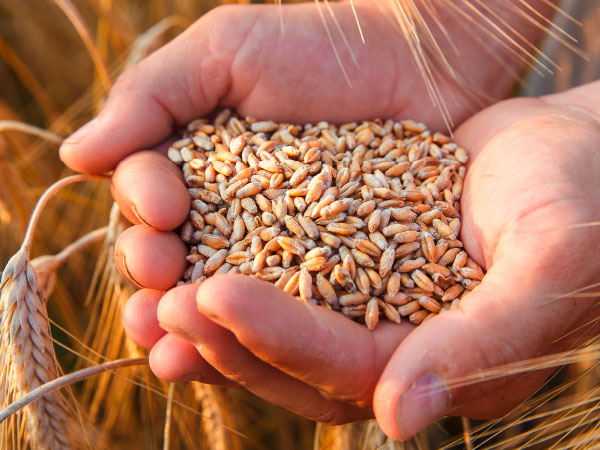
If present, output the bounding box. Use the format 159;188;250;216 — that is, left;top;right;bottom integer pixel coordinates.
58;1;600;441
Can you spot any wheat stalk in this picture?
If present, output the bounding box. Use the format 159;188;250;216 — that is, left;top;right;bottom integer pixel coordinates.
49;0;111;92
125;16;191;68
315;421;411;450
163;384;176;450
0;251;83;449
0;120;63;145
0;35;60;122
0;174;107;449
0;357;147;424
32;226;108;300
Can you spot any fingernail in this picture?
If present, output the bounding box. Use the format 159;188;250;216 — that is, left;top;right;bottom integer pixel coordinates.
397;374;451;439
119;254;144;289
131;204;151;227
63;118;97;146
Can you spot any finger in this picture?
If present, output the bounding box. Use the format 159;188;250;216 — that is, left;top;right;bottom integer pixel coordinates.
112;151;189;231
194;274;414;407
149;333;238;387
158;284;371;424
58;7;238;174
114;225;187;290
122;289;166;349
373;232;596;441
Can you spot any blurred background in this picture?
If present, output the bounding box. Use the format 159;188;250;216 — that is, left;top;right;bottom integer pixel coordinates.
524;0;600;95
1;0;599;449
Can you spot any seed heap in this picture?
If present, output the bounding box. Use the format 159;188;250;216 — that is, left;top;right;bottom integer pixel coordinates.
167;110;484;330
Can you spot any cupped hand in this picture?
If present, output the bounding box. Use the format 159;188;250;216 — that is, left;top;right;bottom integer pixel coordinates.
119;81;600;440
58;0;542;174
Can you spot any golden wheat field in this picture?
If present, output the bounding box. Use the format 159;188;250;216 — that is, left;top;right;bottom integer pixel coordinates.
1;0;600;449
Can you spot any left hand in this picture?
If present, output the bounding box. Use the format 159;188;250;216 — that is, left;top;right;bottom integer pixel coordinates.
121;81;600;440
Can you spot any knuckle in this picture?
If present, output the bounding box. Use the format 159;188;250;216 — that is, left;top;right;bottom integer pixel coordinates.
311;405;350;425
203;4;236;19
467;328;528;387
462;307;528;369
483;333;526;367
111;64;145;97
197;4;243;31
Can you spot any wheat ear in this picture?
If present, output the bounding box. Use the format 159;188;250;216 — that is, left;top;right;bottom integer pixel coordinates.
0;174;107;449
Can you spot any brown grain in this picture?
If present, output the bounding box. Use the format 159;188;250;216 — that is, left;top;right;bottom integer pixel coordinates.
169;112;485;330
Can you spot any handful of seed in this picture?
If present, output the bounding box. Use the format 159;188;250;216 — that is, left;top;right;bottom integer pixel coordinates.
167;110;484;330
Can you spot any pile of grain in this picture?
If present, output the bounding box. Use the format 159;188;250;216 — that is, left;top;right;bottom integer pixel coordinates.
167;110;484;330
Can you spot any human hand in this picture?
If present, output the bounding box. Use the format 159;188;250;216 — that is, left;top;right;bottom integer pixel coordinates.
56;0;598;440
119;80;600;440
58;0;549;174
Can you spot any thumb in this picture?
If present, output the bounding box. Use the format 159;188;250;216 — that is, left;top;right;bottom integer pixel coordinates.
59;9;238;174
372;230;593;441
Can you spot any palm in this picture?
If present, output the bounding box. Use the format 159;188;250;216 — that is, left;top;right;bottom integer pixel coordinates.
211;3;469;127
